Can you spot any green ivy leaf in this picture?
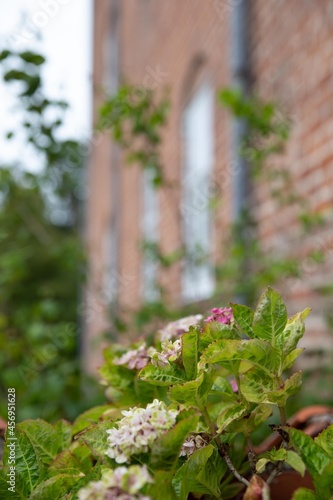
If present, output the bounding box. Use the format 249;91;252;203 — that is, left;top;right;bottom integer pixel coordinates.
182;327;200;380
231;304;254;337
139;363;187;386
252;287;287;347
286;427;331;476
150;414;198;470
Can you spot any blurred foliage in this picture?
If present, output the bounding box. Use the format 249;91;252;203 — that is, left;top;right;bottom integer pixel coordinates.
0;49;103;421
99;85;169;187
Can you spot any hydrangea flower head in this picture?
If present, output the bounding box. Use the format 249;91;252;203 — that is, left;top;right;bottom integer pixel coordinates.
105;399;178;463
148;339;182;368
114;343;150;370
77;465;152;500
179;434;209;457
158;314;203;341
204;307;233;325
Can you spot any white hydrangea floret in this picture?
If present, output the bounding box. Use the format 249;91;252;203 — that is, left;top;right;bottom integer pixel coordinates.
105;399;179;464
158;314;203;341
148;339;182;368
77;465;153;500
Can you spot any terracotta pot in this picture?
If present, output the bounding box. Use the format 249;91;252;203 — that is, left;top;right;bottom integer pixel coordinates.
233;406;333;499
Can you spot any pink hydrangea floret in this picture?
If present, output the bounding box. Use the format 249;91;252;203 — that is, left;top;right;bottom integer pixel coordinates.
148;339;182;368
204;307;233;325
113;343;150;370
158;314;203;341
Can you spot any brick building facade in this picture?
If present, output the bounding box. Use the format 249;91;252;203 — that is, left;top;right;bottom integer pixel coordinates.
84;0;333;372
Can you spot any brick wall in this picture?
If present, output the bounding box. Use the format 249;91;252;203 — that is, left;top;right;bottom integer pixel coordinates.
85;0;333;371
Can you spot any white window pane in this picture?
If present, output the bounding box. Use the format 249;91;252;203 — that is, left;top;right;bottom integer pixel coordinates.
141;169;160;302
182;83;215;302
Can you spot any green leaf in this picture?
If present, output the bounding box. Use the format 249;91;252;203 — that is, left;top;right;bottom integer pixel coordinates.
17;419;62;465
53;419;72;449
217;403;249;432
0;49;11;61
148;471;177;500
283;348;304;370
150;414;198;470
29;474;82;499
226;404;272;435
231;304;254;337
48;446;92;477
252;287;287;347
256;457;272;474
19;51;45;65
79;421;115;462
313;460;333;499
3;428;43;498
200;323;240;350
286;450;306;477
196;448;227;498
139;363;187;386
314;424;333;458
199;338;280;375
292;488;316;500
172;445;221;500
168;371;213;408
99;357;133;391
241;368;301;405
276;308;311;357
287;427;331;476
72;405;117;435
256;448;287;473
182;327;200;380
265;371;302;406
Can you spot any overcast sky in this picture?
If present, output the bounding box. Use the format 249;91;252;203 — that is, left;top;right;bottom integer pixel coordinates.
0;0;93;163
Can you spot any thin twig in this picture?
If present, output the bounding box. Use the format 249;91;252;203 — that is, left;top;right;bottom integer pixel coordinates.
200;406;250;487
217;442;250;487
247;438;257;475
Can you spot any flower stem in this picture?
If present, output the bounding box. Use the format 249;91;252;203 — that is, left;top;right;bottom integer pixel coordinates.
200;405;250;487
